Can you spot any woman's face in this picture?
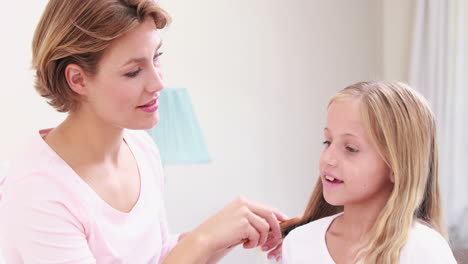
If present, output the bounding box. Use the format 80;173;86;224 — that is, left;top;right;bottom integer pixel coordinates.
82;17;164;130
319;98;393;207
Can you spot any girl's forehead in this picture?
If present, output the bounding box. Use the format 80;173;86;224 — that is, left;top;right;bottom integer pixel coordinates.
327;100;363;123
326;100;368;138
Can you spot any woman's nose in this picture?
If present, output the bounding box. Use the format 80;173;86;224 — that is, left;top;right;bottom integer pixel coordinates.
146;65;164;93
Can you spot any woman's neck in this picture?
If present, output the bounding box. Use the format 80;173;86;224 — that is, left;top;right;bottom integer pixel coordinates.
45;111;125;166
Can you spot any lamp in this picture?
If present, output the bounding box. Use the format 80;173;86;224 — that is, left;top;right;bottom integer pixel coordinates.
146;88;211;165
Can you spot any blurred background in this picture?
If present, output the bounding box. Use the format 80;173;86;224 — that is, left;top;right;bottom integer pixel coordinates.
0;0;466;263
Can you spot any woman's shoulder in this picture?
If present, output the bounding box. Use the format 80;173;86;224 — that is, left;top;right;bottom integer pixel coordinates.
400;221;457;263
1;156;86;214
4;132;63;188
1;131;91;220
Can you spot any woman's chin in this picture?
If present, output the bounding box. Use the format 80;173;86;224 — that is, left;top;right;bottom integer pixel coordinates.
126;119;159;130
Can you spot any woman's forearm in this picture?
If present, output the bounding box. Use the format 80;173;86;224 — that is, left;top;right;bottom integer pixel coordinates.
206;248;233;264
162;232;211;264
163;197;286;263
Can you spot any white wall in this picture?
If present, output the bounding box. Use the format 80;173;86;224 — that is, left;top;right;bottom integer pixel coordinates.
159;0;380;263
0;1;381;263
381;0;416;81
0;0;65;161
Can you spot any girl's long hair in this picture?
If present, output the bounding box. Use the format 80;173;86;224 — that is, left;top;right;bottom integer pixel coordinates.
283;81;446;263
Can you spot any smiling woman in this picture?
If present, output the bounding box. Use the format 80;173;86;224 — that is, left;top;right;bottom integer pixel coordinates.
32;0;169;114
0;0;286;263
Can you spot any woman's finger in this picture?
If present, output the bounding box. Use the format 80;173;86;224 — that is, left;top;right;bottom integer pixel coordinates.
261;231;281;251
242;222;260;249
273;210;288;222
244;211;270;247
247;202;282;248
267;243;283;262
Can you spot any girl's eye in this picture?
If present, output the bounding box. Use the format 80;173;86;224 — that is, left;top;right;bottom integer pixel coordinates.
346;146;359;153
125;68;141;78
323;140;331;146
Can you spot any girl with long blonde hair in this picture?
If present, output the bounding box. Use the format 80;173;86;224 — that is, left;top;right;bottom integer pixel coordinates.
282;81;456;263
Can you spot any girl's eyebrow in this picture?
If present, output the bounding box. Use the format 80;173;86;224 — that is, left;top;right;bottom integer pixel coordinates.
324;128;359;138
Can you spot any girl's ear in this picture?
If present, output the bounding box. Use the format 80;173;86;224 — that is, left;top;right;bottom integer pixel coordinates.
65;64;89;96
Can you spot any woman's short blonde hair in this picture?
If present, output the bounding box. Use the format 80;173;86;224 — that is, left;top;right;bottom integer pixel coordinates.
32;0;170;112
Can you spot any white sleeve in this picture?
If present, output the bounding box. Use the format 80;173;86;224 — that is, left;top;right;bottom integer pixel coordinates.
401;225;457;264
403;242;457;263
281;235;293;264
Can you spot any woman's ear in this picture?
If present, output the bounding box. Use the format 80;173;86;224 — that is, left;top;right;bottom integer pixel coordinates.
65;64;88;95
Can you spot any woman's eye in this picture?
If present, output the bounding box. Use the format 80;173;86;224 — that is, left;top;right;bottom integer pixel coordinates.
153;52;163;63
346;146;359;153
125;68;141;78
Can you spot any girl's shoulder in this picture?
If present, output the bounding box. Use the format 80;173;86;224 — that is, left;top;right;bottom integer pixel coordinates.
286;213;342;241
400;221;457;263
282;213;342;264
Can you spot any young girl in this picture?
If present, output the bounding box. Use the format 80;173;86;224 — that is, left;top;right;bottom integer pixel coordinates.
282;82;457;263
0;0;285;263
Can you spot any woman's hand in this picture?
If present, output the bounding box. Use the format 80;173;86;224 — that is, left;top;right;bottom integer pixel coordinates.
192;197;286;251
165;197;287;263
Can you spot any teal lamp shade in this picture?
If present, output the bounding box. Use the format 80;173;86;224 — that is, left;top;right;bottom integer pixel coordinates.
147;88;211;165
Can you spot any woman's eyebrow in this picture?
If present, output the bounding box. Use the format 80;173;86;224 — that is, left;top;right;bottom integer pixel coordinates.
121;41;163;67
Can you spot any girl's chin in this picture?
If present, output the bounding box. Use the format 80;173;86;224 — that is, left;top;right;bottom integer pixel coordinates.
322;195;344;207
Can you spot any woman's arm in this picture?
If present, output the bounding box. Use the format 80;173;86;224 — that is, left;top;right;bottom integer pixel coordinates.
162;197;286;264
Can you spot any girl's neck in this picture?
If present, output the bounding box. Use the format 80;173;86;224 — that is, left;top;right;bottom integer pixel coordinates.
335;186;393;240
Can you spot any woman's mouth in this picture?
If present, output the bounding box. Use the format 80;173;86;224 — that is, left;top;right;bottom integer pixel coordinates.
137;99;158;113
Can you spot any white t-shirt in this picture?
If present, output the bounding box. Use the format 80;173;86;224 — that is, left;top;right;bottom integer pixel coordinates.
282;213;457;264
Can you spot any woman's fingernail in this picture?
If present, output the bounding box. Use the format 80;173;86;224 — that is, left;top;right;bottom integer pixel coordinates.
262;246;269;251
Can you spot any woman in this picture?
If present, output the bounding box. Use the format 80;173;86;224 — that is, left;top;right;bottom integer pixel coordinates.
0;0;285;263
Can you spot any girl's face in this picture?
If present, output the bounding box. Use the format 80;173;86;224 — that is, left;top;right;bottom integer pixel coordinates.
319;98;393;207
82;17;164;130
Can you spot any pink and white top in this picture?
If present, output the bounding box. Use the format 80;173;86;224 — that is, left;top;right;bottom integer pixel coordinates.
0;129;178;264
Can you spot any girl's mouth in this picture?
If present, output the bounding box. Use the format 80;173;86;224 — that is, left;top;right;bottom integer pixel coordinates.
325;175;344;183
